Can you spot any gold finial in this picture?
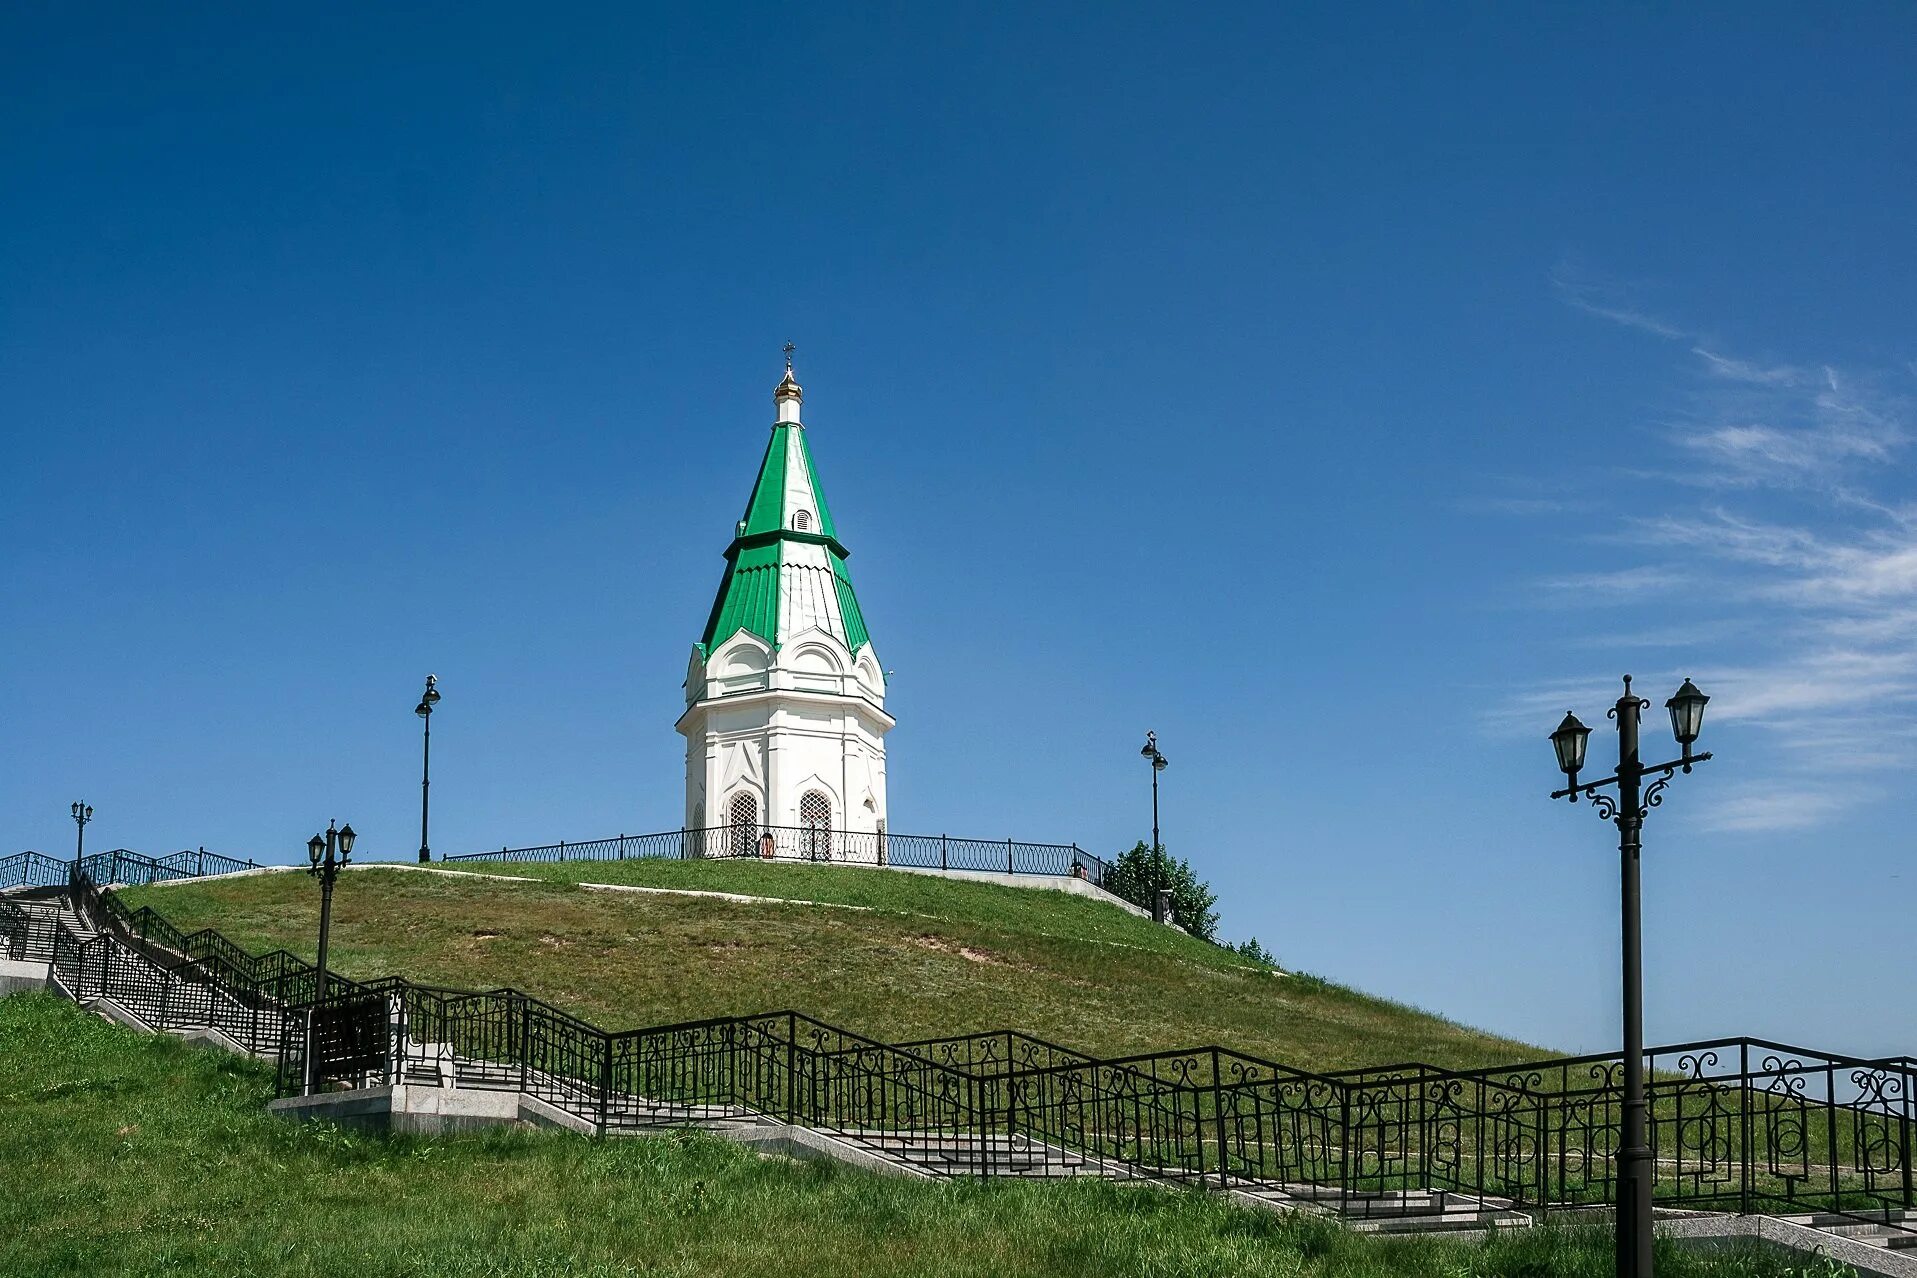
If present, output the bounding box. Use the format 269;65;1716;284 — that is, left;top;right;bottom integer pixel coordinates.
775;342;803;404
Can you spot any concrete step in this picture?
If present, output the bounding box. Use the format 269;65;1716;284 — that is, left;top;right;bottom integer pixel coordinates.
1352;1212;1535;1236
1773;1209;1917;1251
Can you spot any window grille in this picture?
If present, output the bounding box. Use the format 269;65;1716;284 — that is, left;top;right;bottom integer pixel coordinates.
728;792;759;856
800;790;832;860
793;510;812;531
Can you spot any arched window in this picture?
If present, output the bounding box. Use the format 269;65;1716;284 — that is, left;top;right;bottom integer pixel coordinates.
792;510;812;531
728;792;759;857
800;790;832;860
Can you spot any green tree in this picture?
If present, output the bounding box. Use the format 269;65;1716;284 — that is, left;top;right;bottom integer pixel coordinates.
1233;936;1276;967
1104;841;1220;941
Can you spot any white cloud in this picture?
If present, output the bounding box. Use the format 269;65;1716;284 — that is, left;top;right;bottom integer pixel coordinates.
1549;262;1690;340
1692;348;1803;386
1695;785;1856;833
1539;566;1688;596
1501;275;1917;826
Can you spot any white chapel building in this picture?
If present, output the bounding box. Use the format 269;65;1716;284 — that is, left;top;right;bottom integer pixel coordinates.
676;358;893;861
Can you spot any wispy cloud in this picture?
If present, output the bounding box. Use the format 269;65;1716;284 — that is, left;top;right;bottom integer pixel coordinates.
1691;348;1803;386
1695;784;1857;833
1550;264;1689;340
1493;269;1917;830
1538;566;1689;597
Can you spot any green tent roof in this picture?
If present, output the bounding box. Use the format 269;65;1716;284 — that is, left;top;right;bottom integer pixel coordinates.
698;421;871;657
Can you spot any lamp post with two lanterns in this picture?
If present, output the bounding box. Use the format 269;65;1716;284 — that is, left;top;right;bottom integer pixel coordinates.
70;801;93;870
1140;731;1169;923
415;674;441;864
1549;675;1711;1278
302;820;355;1095
304;821;356;1007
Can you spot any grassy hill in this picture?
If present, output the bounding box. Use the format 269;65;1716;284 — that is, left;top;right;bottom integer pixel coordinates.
0;993;1797;1278
121;857;1536;1073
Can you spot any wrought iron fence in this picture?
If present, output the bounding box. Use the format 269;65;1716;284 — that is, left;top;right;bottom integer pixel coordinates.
263;967;1915;1221
442;825;1118;893
0;851;74;893
79;846;255;886
30;854;356;1058
0;898;27;961
1;849;256;968
20;852;1915;1227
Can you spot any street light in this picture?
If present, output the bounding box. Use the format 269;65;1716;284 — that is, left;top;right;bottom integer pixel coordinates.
1140;731;1170;923
414;674;441;863
1549;675;1713;1278
70;801;93;870
303;819;356;1095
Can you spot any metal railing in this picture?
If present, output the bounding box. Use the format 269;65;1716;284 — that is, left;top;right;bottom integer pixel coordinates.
443;824;1117;891
272;972;1914;1223
19;851;1914;1227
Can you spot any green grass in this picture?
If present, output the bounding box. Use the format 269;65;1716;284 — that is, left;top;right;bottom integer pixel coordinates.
0;993;1838;1278
123;858;1540;1073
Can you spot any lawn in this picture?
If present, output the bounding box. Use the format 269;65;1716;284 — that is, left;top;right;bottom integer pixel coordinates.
121;858;1540;1073
0;993;1827;1278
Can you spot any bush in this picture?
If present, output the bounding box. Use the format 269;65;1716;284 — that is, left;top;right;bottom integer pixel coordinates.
1232;937;1276;967
1103;841;1220;941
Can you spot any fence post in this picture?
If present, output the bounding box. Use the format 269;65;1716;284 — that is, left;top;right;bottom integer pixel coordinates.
1339;1087;1352;1216
1904;1056;1914;1208
1212;1047;1229;1190
1826;1061;1840;1210
598;1030;611;1136
1739;1040;1753;1215
1004;1073;1018;1177
1007;838;1014;874
1902;1056;1914;1208
785;1013;799;1123
941;835;948;871
618;834;625;861
519;996;531;1095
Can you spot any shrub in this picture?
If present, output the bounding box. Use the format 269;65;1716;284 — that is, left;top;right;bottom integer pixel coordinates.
1103;841;1220;941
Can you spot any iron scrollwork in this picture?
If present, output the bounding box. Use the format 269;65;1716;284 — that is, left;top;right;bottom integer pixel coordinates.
1639;765;1678;817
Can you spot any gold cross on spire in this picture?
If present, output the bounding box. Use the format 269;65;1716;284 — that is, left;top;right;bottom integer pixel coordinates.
783;341;795;373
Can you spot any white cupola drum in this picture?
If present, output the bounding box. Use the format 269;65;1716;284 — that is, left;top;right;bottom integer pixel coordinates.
675;352;893;862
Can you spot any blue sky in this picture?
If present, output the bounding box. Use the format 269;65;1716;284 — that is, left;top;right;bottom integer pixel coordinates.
4;5;1912;1057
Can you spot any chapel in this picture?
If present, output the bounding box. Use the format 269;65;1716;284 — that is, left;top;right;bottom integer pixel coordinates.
676;354;893;859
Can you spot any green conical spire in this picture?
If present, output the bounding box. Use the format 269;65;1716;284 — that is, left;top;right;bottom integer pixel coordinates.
697;364;872;657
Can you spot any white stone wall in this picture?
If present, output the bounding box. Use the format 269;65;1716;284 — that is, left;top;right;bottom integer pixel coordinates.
678;628;891;861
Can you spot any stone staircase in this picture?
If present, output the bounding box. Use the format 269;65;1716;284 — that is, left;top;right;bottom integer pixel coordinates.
1770;1209;1917;1253
2;882;287;1055
1;888;97;962
7;876;1913;1270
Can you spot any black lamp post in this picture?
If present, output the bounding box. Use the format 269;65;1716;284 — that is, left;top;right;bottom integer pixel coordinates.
70;801;93;870
303;819;356;1094
415;674;440;863
1550;675;1712;1278
1140;731;1169;923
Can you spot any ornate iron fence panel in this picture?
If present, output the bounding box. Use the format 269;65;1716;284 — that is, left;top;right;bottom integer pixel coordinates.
0;851;72;893
31;853;1912;1221
892;1029;1095;1078
442;825;1114;893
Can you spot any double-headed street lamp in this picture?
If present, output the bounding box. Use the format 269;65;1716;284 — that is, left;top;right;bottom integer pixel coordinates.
1549;675;1712;1278
305;821;356;1001
70;801;93;869
1140;731;1169;923
302;819;355;1095
415;674;441;863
